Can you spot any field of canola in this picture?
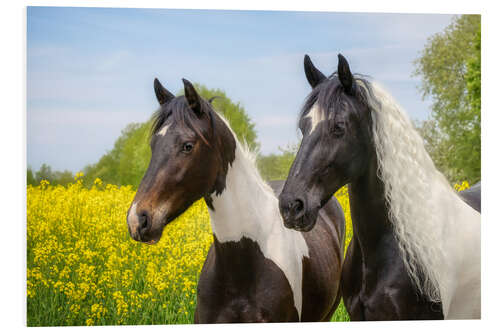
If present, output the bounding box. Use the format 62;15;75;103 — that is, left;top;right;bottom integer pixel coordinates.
26;174;470;326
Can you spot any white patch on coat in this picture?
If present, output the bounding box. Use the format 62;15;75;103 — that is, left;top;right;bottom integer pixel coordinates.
157;124;171;136
305;103;326;133
208;138;309;320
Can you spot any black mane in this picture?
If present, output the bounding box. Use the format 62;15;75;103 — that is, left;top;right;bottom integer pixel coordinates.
150;96;215;146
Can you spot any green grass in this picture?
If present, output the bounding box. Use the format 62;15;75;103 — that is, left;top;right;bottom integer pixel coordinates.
330;299;350;322
27;289;349;326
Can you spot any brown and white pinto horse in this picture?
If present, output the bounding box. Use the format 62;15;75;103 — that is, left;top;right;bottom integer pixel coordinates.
126;78;346;323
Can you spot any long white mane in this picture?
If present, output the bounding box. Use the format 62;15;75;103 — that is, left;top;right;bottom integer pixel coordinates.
360;80;461;302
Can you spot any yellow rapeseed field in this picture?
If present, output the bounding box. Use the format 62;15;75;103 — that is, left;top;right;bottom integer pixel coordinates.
27;175;211;326
26;174;470;326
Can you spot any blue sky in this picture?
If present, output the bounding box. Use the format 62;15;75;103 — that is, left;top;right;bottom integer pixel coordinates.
27;7;454;172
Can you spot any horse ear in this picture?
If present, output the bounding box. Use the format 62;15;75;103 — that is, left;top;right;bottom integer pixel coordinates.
154;78;175;105
304;54;327;88
337;54;354;95
182;78;202;115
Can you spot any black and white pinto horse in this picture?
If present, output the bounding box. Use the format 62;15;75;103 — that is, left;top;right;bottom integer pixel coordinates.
126;78;346;323
279;54;480;320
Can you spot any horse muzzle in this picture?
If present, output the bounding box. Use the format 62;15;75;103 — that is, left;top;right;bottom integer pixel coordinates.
279;192;318;232
127;203;163;244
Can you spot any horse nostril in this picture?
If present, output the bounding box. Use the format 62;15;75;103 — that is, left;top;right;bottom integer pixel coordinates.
290;199;304;215
279;194;306;222
138;211;151;233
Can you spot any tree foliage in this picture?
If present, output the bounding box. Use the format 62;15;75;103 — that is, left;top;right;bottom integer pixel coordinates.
82;83;259;188
413;15;481;183
82;122;151;187
257;145;297;182
191;83;259;152
28;164;74;186
27;167;36;186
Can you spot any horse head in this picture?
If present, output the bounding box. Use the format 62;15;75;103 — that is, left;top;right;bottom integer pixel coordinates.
279;54;374;231
127;78;235;244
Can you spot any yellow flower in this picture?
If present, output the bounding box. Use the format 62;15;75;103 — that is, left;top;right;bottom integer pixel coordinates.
27;176;472;325
70;304;80;314
454;181;470;192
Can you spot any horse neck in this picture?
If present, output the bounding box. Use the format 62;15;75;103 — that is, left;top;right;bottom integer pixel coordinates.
207;142;310;318
207;143;284;247
348;152;394;260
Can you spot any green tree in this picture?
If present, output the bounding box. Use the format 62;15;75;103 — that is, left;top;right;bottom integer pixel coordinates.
461;29;481;181
413;14;481;183
257;145;297;181
82;123;147;187
190;83;259;151
414;119;461;181
117;122;152;187
35;163;54;184
53;170;75;186
27;167;36;186
83;83;259;188
30;164;75;186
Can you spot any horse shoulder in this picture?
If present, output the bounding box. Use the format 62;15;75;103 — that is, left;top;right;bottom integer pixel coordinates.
195;244;222;323
341;235;365;320
300;196;345;321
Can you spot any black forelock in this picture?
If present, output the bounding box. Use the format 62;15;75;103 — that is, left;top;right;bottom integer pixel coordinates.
299;73;375;134
150;96;214;146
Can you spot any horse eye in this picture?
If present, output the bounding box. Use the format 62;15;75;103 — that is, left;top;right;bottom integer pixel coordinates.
182;142;194;153
332;122;345;137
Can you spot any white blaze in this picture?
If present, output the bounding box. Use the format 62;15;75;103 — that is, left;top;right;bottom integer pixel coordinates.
305;103;326;133
157;124;170;136
127;202;138;231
